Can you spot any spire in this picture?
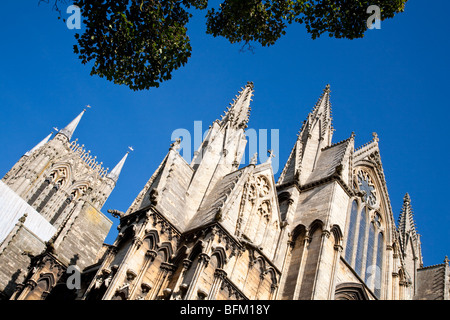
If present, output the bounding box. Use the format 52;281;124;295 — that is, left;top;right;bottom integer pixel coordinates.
107;151;129;184
278;84;334;185
58;109;86;140
303;84;333;142
398;193;418;250
24;132;53;156
398;193;423;268
185;82;254;220
219;81;254;130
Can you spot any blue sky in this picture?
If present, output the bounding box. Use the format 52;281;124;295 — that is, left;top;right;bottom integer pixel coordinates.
0;1;449;267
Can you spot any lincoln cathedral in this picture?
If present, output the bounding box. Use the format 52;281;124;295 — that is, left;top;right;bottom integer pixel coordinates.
0;83;448;300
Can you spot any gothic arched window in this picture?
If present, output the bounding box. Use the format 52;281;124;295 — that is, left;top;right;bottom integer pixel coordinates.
364;222;376;284
344;169;385;299
344;201;358;263
355;206;367;275
374;232;384;298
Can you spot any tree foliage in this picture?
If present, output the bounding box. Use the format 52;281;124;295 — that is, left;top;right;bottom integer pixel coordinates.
46;0;408;90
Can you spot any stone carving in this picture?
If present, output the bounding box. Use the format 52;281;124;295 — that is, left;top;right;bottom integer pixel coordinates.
255;175;270;197
356;169;377;207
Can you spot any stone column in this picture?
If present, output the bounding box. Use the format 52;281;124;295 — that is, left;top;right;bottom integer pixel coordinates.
128;249;158;299
13;279;37;300
385;245;393;300
207;268;227;300
184;253;210;300
293;236;311;300
392;272;399;300
103;236;143;300
311;230;331;300
9;283;24;300
328;244;343;300
172;258;193;299
269;283;278;300
81;245;118;300
149;262;176;300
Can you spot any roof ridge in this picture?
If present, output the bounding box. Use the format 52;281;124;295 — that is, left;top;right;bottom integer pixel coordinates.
353;132;379;156
419;262;446;270
321;133;354;151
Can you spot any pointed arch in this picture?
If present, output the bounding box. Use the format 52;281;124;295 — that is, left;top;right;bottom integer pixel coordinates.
188;240;205;261
330;224;343;246
143;229;160;251
172;245;188;266
157;242;173;263
25;273;55;300
67;180;90;199
291;224;307;245
335;282;369;300
264;267;278;287
257;267;278;300
38;273;55;289
33;163;73;213
49;162;73;189
252;256;266;273
211;246;228;269
307;219;324;238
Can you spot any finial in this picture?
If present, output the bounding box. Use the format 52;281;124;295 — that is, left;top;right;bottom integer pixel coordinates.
372;132;379;142
250;153;258;165
324;84;331;92
170;138;181;151
266;150;276;163
350;131;356;139
128;146;134;153
444;256;449;264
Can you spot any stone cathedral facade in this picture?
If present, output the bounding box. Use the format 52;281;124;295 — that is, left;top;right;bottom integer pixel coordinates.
0;83;449;300
0;109;129;300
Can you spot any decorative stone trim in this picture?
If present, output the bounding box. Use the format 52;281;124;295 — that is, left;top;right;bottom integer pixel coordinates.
220;277;248;300
214;268;227;280
145;249;158;260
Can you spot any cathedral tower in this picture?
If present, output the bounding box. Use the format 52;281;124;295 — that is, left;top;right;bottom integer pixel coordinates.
0;109;127;300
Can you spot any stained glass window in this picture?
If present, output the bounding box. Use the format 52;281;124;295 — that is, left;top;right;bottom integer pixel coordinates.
345;201;358;263
355;207;367;276
357;170;377;207
374;232;384;298
364;222;376;286
345;170;385;298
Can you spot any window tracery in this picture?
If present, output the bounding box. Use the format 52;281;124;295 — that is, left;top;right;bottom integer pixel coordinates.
344;168;385;298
